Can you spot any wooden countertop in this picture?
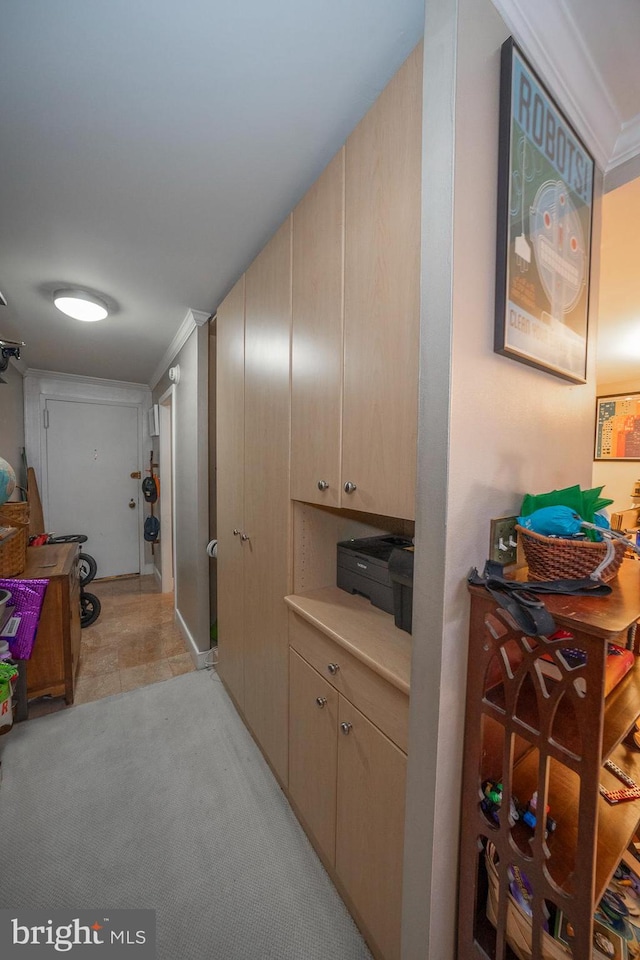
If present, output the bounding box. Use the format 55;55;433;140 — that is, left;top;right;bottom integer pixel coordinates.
285;586;411;694
16;543;78;580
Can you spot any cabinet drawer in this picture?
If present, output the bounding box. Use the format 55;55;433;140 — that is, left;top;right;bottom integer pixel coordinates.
289;611;409;752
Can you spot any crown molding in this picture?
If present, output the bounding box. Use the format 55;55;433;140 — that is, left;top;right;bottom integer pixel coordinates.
610;113;640;169
491;0;625;172
23;368;149;390
148;308;212;389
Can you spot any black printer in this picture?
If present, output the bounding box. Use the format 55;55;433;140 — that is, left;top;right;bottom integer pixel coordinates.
336;534;413;620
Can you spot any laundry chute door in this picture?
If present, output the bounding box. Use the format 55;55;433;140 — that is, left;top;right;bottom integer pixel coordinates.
44;398;140;578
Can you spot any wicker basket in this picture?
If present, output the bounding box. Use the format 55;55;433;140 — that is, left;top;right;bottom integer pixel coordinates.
0;502;30;577
485;843;570;960
516;524;626;583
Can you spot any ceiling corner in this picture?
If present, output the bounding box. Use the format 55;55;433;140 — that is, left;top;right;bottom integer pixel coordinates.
491;0;623;172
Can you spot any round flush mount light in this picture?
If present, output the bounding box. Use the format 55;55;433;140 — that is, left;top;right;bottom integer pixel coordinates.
53;289;109;322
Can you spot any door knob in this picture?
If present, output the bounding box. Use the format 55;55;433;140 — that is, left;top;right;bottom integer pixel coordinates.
343;481;357;494
317;480;329;491
340;722;352;735
128;499;136;509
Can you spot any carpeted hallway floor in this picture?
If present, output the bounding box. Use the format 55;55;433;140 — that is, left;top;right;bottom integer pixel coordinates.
0;668;372;960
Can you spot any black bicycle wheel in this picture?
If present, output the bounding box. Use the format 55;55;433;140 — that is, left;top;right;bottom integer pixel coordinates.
80;591;101;628
78;552;97;586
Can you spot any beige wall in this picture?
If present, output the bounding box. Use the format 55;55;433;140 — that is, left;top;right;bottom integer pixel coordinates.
0;363;26;492
153;325;210;654
403;0;602;956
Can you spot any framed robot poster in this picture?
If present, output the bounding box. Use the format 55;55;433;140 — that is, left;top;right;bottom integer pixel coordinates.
494;37;594;383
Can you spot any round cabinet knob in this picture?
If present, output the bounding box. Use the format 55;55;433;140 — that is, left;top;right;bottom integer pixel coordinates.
316;697;327;709
240;533;250;542
327;663;340;675
340;722;352;735
233;528;241;536
343;481;357;494
317;480;329;492
128;499;136;509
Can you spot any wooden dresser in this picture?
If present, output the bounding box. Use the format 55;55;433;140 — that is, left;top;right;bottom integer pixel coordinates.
15;543;81;705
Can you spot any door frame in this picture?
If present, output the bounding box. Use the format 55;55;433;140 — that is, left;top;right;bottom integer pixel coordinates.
41;395;144;576
24;371;152;576
158;384;175;594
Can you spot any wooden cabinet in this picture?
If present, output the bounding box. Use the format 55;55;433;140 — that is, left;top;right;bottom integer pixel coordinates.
289;648;338;863
336;698;407;960
343;41;422;520
458;560;640;960
290;43;422;521
216;218;292;786
16;543;80;703
291;149;344;510
287;592;410;960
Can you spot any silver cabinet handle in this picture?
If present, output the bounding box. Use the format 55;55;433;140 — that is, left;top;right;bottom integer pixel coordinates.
316;697;327;709
327;663;340;675
340;722;352;735
233;529;241;536
343;481;357;494
317;480;329;491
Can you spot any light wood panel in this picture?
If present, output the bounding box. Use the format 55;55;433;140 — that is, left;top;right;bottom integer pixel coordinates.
343;43;422;520
243;216;292;785
18;543;79;703
285;589;411;694
215;275;246;708
336;699;407;960
288;608;409;751
288;649;338;865
291;148;344;508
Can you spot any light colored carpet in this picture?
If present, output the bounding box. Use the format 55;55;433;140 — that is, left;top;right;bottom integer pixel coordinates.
0;670;372;960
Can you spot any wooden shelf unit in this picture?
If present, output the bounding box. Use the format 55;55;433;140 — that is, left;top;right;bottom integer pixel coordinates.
458;559;640;960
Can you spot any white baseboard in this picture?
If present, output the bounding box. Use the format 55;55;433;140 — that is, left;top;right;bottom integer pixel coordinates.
153;566;162;586
142;562;156;576
175;607;210;670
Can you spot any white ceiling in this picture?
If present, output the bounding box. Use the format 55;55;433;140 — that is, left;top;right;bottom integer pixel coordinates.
0;0;639;386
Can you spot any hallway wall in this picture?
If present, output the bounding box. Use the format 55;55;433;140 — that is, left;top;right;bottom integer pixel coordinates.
153;321;210;659
0;363;26;491
403;0;603;955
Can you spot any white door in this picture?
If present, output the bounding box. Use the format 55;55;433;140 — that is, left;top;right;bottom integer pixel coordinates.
44;399;140;578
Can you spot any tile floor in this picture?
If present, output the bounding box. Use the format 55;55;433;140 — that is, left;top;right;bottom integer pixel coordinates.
29;574;194;717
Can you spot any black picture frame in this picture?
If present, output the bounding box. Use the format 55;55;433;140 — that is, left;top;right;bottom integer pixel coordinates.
494;38;594;383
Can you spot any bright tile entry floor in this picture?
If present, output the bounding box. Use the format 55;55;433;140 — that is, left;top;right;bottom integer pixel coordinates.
30;575;194;717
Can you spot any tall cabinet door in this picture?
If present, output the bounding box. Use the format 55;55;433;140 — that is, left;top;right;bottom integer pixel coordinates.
291;148;344;508
243;216;292;785
288;649;338;865
216;275;246;709
343;43;422;520
336;699;407;960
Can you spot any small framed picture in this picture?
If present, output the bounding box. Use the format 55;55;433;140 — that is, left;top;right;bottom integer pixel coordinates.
595;393;640;460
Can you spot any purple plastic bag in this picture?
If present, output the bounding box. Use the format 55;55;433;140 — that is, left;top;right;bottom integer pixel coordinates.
0;578;49;659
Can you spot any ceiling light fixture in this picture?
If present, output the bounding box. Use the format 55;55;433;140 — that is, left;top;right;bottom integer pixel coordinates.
53;289;108;322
